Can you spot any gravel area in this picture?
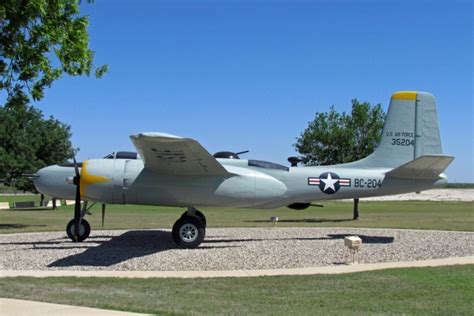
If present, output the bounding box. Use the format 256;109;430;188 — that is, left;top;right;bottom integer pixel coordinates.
1;228;473;271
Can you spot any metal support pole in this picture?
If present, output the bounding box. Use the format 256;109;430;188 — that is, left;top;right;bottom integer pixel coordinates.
353;198;359;220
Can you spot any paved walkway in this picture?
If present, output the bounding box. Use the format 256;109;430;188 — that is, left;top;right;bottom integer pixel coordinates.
0;298;146;315
2;256;473;279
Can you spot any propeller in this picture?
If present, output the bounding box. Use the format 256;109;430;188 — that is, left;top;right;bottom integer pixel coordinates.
72;156;82;242
101;204;106;228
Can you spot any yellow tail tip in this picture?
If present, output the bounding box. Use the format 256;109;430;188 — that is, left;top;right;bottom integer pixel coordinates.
391;91;417;101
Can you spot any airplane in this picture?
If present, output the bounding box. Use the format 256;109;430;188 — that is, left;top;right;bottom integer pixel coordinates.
33;91;454;248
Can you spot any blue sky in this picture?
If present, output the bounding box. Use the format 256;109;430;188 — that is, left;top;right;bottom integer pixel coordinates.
32;0;472;181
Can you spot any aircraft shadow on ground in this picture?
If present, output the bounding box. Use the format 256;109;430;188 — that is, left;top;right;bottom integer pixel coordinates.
203;238;266;243
244;218;352;223
204;234;394;244
47;230;235;268
0;223;47;229
8;208;53;211
324;234;394;244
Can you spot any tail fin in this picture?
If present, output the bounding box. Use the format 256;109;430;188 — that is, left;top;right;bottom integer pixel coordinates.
346;91;443;168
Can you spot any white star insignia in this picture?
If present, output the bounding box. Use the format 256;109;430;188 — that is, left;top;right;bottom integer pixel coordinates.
321;173;339;192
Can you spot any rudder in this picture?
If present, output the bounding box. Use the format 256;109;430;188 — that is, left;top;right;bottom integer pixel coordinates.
344;91;443;168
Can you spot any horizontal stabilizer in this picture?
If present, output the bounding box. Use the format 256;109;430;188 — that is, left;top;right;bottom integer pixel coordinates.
385;155;454;180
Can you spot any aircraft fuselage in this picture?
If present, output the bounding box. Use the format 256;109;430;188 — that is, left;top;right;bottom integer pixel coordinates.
34;157;446;210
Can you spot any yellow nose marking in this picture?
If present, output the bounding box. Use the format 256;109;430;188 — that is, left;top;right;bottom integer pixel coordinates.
80;160;111;197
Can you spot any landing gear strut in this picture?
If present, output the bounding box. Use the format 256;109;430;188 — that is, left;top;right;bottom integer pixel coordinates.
172;208;206;248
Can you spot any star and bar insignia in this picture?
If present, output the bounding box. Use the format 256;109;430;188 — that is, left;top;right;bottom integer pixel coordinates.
308;172;351;194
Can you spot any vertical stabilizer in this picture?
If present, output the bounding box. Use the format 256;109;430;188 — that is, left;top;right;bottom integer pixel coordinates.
344;91;443;168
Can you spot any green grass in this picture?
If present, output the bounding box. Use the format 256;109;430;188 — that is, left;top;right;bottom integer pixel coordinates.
1;265;473;315
1;194;473;233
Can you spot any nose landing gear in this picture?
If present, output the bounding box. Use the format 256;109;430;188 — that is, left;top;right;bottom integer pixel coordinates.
66;218;90;242
172;208;207;248
66;201;96;242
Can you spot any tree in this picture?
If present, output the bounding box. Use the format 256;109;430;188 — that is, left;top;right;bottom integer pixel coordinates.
295;99;385;165
0;0;107;106
294;99;385;219
0;0;106;191
0;103;73;192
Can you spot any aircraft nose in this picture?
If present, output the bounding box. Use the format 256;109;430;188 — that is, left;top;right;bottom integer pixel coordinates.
34;165;77;199
32;166;46;192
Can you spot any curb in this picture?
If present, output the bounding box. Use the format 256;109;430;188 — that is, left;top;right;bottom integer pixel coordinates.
2;256;473;279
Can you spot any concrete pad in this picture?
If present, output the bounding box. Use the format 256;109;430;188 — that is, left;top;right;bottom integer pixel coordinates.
0;202;10;210
46;200;61;207
0;298;146;315
1;256;473;279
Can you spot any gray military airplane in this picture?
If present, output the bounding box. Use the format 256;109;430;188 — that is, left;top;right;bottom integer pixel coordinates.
33;91;453;248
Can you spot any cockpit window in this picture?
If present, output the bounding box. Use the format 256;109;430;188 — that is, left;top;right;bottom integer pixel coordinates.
102;152;139;160
248;160;289;171
116;151;138;159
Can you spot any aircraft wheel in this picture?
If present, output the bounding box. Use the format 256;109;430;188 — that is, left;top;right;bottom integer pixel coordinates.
180;210;207;227
66;219;91;242
172;216;205;248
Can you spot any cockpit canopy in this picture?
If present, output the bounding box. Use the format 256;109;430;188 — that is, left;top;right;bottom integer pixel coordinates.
248;160;289;172
103;151;139;160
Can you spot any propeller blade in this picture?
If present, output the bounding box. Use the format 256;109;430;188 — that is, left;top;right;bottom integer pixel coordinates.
101;204;106;228
73;181;81;241
72;156;80;177
72;155;81;241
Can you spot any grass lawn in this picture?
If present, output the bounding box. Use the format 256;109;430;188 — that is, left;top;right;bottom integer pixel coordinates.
1;194;473;233
1;265;473;315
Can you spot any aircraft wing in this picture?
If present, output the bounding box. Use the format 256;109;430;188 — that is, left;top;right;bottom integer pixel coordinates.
130;133;231;176
385;155;454;180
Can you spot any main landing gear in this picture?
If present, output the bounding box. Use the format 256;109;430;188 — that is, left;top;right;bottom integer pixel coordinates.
172;208;207;248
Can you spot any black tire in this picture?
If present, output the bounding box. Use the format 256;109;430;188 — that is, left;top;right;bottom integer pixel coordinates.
172;216;205;248
180;210;207;227
66;219;91;242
